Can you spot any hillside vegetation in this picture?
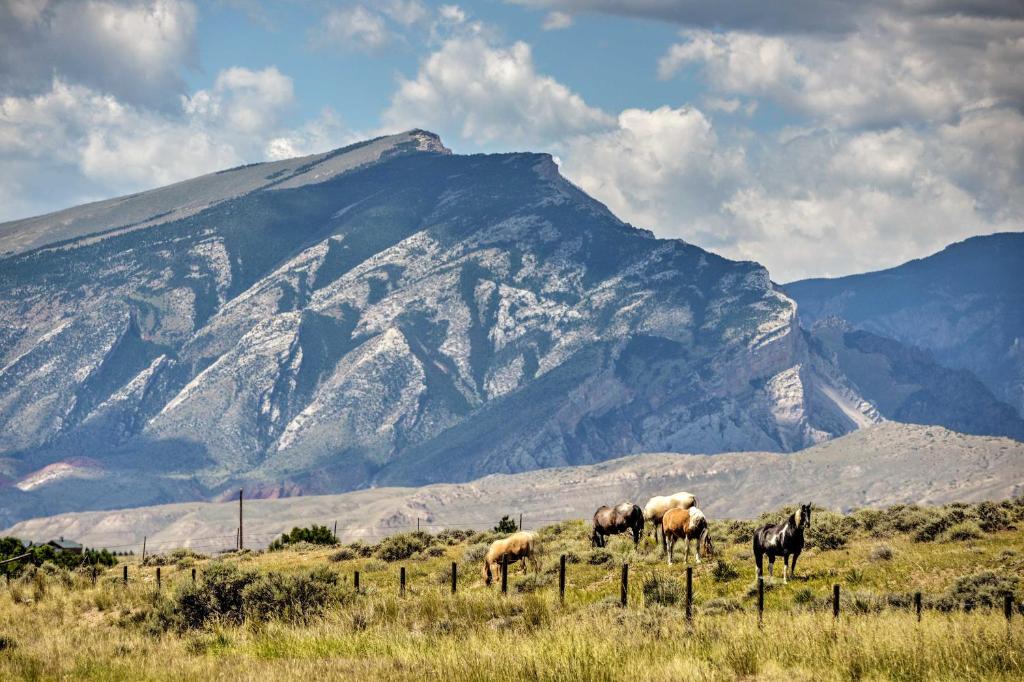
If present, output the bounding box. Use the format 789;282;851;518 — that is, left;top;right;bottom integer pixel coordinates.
1;499;1022;680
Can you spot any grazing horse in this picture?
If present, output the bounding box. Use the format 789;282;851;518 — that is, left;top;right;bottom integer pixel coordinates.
482;531;541;586
662;506;714;565
592;503;645;547
644;492;698;545
753;503;811;584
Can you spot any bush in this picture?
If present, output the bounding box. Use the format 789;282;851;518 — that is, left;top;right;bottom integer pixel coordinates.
943;521;983;542
972;501;1011;533
374;532;432;562
586;549;613;565
268;525;337;551
176;563;257;629
702;598;743;615
436;529;474;545
493;516;518;534
712;559;740;582
514;573;551;593
806;511;854;550
938;571;1019;611
329;547;356;562
869;545;894;561
792;588;816;605
241;567;341;624
912;507;965;542
643;574;684;607
346;540;375;558
423;545;447;558
462;542;489;563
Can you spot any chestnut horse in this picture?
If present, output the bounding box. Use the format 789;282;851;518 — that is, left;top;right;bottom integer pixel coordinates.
644;492;698;545
482;531;541;586
662;506;715;565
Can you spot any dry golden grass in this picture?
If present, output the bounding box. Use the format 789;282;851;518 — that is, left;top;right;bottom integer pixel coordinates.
0;509;1022;681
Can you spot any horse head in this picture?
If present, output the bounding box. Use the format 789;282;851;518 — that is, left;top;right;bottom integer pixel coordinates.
700;527;716;559
799;503;812;529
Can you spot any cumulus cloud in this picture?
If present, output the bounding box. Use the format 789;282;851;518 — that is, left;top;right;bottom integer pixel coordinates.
308;4;393;52
383;36;614;147
658;20;1024;128
0;0;197;110
0;68;352;221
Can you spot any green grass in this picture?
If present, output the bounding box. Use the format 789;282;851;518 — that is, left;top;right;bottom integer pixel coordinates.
0;501;1022;680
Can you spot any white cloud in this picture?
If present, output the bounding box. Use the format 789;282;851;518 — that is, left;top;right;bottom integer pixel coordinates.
0;0;198;110
0;68;353;221
657;17;1024;129
383;36;614;147
309;5;393;52
542;11;573;30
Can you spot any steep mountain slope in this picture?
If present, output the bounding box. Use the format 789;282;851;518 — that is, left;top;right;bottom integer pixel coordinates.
808;319;1024;440
0;130;877;524
5;423;1021;550
786;233;1024;418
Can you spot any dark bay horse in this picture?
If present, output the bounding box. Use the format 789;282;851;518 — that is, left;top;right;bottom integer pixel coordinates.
592;503;644;547
753;503;811;583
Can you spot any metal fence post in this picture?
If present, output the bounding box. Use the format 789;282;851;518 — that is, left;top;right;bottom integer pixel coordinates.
559;554;566;604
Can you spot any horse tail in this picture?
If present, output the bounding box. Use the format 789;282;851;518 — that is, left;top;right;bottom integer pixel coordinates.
591;523;601;547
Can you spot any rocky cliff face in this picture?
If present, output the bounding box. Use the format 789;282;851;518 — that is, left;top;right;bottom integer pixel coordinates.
786;233;1024;419
0;130;877;524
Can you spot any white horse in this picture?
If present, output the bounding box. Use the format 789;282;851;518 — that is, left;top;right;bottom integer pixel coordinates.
643;492;698;546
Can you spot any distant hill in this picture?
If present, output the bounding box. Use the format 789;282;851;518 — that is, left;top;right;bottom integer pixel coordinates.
786;232;1024;418
5;422;1020;551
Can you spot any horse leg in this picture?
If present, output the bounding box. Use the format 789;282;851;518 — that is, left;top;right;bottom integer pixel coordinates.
790;552;799;580
668;536;675;565
782;554;788;584
694;535;702;565
768;555;775;578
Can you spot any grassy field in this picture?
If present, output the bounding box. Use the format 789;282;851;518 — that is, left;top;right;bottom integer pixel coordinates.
1;501;1022;680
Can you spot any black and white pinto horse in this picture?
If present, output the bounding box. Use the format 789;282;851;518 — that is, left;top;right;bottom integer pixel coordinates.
753;503;811;583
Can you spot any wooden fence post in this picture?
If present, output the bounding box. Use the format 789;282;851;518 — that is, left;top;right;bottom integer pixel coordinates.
519;513;523;530
501;555;508;595
833;584;840;619
142;536;146;564
192;568;196;583
620;563;629;607
559;554;566;604
1006;594;1014;623
354;570;360;591
451;561;457;594
91;565;97;586
400;566;406;597
757;576;764;627
915;592;922;622
686;566;693;622
156;567;161;590
123;565;128;585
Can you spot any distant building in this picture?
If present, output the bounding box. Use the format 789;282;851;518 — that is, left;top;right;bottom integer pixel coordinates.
46;537;83;554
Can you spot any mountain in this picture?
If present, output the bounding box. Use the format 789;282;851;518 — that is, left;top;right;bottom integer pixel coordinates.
4;422;1021;550
786;233;1024;418
807;319;1024;440
0;130;881;525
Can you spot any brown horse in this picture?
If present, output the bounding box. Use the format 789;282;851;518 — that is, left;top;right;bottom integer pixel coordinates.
662;506;714;565
643;492;698;545
482;531;541;586
592;502;644;547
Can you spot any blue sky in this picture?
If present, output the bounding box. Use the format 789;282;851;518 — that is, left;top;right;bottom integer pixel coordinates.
1;1;1022;280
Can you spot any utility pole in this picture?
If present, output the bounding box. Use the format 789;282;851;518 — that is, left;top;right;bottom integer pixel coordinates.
142;536;147;563
238;489;244;551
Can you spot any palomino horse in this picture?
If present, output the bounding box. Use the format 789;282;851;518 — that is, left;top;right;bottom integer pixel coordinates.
753;503;811;583
662;506;715;565
592;503;644;547
644;492;698;546
482;531;541;586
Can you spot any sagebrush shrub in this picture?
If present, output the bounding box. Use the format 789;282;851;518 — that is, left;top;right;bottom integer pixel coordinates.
972;501;1010;533
241;567;340;624
942;521;983;542
586;549;612;565
937;570;1019;611
643;574;684;606
712;558;739;582
374;532;432;562
806;511;854;550
869;545;894;561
